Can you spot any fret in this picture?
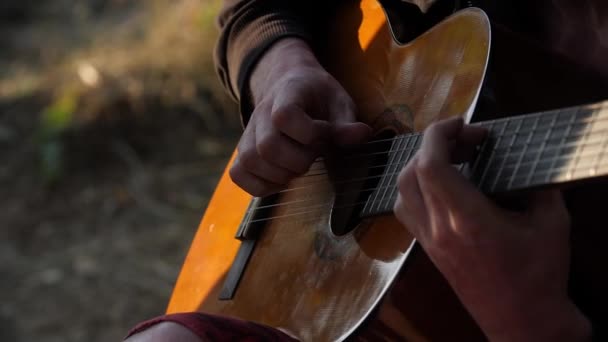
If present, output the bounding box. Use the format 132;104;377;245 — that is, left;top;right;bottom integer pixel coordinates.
384;133;417;212
364;136;401;214
373;135;406;213
359;101;608;218
503;114;540;191
524;111;557;187
487;135;608;181
487;116;524;192
544;108;576;183
475;119;507;191
378;135;408;213
493;149;608;190
592;121;608;176
563;107;594;181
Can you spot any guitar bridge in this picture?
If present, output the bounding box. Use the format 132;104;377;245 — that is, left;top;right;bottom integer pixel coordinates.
219;194;277;300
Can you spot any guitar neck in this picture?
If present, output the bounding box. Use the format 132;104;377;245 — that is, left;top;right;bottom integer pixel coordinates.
361;100;608;217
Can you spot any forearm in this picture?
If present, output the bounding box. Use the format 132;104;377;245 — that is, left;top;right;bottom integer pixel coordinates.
214;0;316;122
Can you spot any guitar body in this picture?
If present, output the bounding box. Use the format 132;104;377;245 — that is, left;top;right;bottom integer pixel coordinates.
168;2;491;340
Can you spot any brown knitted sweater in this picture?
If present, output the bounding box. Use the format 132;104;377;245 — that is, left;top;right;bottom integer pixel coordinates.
214;0;607;119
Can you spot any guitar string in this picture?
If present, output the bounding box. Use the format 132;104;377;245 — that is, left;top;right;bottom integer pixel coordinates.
244;155;608;225
305;104;606;167
294;110;608;179
302;130;608;183
245;146;608;218
246;121;608;215
273;125;608;195
239;103;608;219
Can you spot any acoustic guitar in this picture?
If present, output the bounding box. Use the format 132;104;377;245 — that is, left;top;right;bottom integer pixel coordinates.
167;1;608;340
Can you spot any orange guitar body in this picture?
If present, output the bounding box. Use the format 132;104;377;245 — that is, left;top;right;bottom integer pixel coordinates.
168;2;490;340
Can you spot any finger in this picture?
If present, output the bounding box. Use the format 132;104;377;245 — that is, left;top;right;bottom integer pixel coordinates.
393;156;429;236
416;118;498;231
235;116;293;193
451;124;488;163
329;95;372;145
229;163;283;197
235;152;295;185
271;103;332;145
333;122;373;146
255;116;317;174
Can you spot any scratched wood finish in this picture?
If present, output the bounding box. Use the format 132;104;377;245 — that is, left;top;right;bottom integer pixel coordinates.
168;2;490;341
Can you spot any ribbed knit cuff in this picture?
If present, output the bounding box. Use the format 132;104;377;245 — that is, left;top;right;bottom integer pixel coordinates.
214;2;312;125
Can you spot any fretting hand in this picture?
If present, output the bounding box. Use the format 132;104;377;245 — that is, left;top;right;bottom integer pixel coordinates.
393;117;591;341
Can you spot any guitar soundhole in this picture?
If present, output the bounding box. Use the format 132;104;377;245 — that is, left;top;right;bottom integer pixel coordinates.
329;131;395;236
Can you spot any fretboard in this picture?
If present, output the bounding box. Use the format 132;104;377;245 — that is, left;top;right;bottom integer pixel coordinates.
361;100;608;217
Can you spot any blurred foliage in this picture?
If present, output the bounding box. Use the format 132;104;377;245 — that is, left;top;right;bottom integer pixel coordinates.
40;89;77;137
36;88;77;183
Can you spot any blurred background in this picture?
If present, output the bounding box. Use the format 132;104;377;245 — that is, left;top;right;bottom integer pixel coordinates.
0;0;240;340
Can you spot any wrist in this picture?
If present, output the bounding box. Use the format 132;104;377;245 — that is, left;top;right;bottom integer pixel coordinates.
248;38;320;105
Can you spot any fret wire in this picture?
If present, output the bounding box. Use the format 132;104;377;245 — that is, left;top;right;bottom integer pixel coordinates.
300;115;608;190
494;153;608;191
474;101;606;131
372;135;403;213
477;120;508;190
524;110;557;186
545;108;575;183
470;119;496;183
341;107;607;167
564;106;592;181
592;125;608;176
264;135;608;214
386;133;414;211
361;139;608;199
489;116;524;191
249;105;608;219
379;155;608;209
315;148;608;218
504;115;539;191
378;135;407;212
474;141;608;186
367;137;396;213
480;113;608;158
475;110;605;140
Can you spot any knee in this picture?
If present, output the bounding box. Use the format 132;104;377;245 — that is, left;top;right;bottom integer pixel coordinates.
124;321;201;342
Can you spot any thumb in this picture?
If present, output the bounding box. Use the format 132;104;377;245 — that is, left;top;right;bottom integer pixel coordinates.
329;97;371;145
333;122;372;145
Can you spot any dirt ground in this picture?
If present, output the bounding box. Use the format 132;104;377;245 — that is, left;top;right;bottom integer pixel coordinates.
0;1;240;341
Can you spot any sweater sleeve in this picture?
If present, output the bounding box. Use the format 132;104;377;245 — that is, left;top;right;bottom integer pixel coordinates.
214;0;318;124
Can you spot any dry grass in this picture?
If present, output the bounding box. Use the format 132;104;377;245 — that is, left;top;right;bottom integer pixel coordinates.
0;1;242;341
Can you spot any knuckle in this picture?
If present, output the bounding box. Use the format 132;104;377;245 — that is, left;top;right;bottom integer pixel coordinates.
271;105;296;128
256;134;279;160
414;155;438;179
229;164;247;187
238;150;259;171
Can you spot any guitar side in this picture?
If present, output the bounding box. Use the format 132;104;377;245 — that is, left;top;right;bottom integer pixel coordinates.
168;2;490;341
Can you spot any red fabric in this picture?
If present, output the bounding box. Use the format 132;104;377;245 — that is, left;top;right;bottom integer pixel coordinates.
125;312;297;341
